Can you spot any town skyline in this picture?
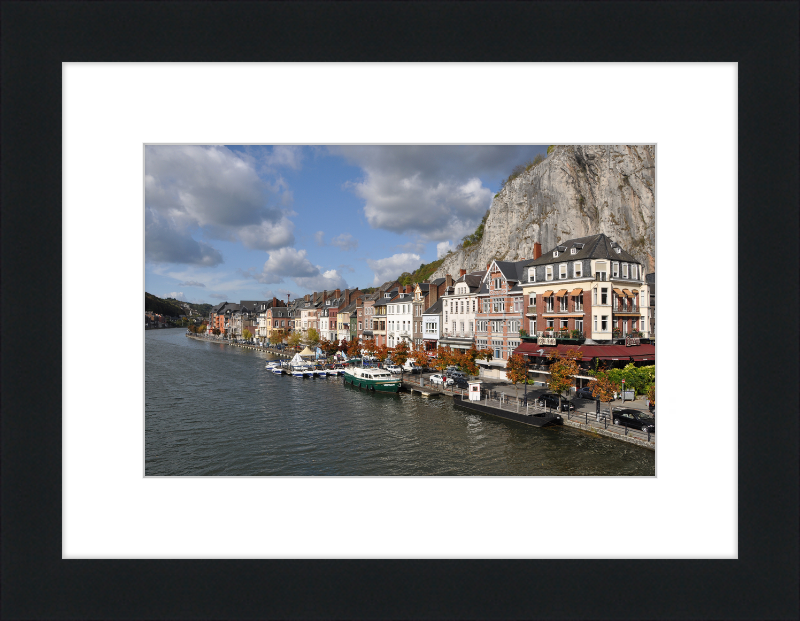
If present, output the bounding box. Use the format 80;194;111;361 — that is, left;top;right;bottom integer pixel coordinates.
145;144;548;305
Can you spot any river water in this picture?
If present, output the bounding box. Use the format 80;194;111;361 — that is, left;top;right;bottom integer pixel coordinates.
145;329;655;476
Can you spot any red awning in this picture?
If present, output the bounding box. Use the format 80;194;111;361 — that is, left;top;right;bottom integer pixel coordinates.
513;342;655;363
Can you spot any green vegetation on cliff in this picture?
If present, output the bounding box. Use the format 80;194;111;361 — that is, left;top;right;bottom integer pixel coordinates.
145;292;211;317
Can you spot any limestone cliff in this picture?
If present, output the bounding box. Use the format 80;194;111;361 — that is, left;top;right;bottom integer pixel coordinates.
431;145;655;278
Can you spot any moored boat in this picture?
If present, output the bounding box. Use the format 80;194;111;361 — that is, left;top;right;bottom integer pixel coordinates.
342;366;401;393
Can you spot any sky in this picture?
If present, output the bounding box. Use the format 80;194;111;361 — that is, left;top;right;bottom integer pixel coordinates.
145;145;548;305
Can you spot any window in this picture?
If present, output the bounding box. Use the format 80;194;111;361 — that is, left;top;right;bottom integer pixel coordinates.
595;261;607;281
469;321;473;333
545;296;554;312
593;315;597;331
513;297;523;312
630;264;637;279
529;319;536;332
612;262;619;278
482;299;489;313
622;319;628;334
472;300;476;312
460;301;464;314
492;298;505;312
574;295;583;311
547;319;554;329
601;315;608;331
570;248;577;255
452;321;456;332
546;266;553;281
615;247;621;254
559;263;567;279
528;294;536;306
575;319;583;333
622;263;628;278
560;319;569;330
559;296;568;311
553;250;559;257
601;288;608;305
528;268;536;282
574;261;582;277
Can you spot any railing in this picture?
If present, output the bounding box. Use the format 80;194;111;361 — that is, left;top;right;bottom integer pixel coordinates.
537;330;586;340
612;306;639;313
526;305;537;314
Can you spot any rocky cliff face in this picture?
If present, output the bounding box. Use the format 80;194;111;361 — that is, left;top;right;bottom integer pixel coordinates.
431;145;655;278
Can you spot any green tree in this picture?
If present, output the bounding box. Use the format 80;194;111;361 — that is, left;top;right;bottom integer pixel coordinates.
306;327;320;346
288;332;302;350
505;353;529;399
547;349;582;411
242;328;252;341
269;330;285;346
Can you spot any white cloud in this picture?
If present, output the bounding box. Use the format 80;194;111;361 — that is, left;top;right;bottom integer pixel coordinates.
330;233;358;251
178;280;206;288
314;231;326;246
264;146;304;170
167;291;186;301
247;247;349;292
437;241;454;258
294;269;348;292
367;253;421;286
330;146;543;241
145;145;296;265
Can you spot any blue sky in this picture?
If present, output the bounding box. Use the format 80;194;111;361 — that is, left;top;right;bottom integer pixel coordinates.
145;145;547;304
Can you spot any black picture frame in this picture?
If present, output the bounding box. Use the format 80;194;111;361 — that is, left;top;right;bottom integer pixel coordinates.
2;2;797;619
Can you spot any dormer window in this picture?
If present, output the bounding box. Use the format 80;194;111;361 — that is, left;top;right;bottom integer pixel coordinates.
622;263;629;278
545;266;553;281
612;262;619;278
570;248;577;255
615;247;621;254
528;267;536;282
553;250;559;257
559;263;567;279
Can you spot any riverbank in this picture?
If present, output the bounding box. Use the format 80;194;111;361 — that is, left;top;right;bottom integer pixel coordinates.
186;332;654;451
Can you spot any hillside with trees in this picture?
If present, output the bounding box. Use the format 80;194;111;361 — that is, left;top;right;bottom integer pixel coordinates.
145;292;211;317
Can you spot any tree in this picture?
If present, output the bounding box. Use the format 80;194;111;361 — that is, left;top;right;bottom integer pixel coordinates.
392;340;411;379
346;337;361;359
212;328;221;336
306;328;320;347
431;345;454;374
362;338;377;359
337;338;349;353
646;383;655;413
590;366;620;421
409;343;429;371
269;330;285;346
288;332;302;351
198;323;207;334
505;353;529;399
242;328;252;341
547;349;582;411
374;343;391;366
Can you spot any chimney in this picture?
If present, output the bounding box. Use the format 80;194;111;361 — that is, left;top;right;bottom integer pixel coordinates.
272;297;278;308
304;294;310;302
445;274;453;290
533;242;542;260
335;289;341;298
459;268;466;277
323;290;328;302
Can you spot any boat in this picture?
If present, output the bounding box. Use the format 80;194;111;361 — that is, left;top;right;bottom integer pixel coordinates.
301;367;314;378
271;365;285;375
315;366;327;377
265;360;281;369
342;366;401;393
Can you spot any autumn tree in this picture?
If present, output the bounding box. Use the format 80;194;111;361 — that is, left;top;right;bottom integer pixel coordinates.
242;328;252;341
374;343;391;366
505;353;529;399
198;323;207;334
547;349;582;411
409;343;429;371
590;366;620;421
306;328;320;347
431;345;453;374
392;340;411;378
288;332;302;350
646;383;655;412
337;338;349;353
212;328;221;336
346;337;361;359
362;338;377;360
269;330;284;346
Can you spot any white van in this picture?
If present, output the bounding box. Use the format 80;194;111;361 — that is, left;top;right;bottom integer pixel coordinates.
403;360;422;373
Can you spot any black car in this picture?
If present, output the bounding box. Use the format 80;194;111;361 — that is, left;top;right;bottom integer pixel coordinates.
451;377;469;389
612;409;655;433
575;386;597;400
537;393;576;411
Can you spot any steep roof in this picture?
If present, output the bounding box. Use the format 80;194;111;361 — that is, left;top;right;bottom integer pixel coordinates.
423;298;444;315
525;233;639;267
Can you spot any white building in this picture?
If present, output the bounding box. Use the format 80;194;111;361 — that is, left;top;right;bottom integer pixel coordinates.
439;269;485;352
386;291;414;347
422;297;444;351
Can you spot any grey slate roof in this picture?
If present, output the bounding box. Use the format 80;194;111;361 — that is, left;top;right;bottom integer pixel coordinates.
430;277;446;287
645;272;655;284
423;298;444;315
524;233;639;267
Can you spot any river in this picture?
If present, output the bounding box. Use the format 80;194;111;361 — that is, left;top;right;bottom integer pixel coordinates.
145;329;655;475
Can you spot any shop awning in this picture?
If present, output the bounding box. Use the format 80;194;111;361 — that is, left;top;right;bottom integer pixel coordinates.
570;288;583;296
632;289;639;294
542;290;554;297
622;289;633;297
555;289;568;297
613;287;624;296
512;341;655;363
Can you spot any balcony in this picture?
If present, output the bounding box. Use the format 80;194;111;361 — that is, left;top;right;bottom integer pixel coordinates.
542;307;583;314
536;330;586;343
526;305;537;314
612;307;639;314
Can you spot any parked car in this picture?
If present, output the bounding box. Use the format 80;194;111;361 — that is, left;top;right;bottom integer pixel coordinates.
430;373;454;387
612;409;655;433
575;386;597;400
537;393;576;411
451;377;469;389
448;370;468;381
385;364;402;374
403;361;422;374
